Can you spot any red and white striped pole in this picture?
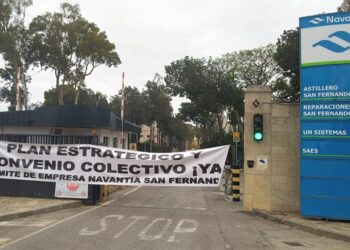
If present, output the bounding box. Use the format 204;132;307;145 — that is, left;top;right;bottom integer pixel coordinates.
121;72;125;148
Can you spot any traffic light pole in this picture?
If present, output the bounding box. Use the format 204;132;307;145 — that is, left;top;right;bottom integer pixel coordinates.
232;125;240;165
235;140;238;165
231;142;236;167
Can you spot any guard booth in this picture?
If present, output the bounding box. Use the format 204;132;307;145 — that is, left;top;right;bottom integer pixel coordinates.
0;105;139;205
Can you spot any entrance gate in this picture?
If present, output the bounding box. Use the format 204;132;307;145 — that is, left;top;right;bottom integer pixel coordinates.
0;134;100;204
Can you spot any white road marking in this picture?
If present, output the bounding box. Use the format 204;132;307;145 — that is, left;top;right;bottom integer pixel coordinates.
123;186;142;196
167;235;177;242
122;204;206;211
167;219;198;243
113;216;147;239
101;199;115;206
0;221;54;227
0;205;102;249
184;207;206;211
79;215;124;236
138;218;172;241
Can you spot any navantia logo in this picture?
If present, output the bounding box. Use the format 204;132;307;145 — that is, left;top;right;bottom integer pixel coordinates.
309;17;324;25
308;15;350;25
327;15;350;24
313;31;350;53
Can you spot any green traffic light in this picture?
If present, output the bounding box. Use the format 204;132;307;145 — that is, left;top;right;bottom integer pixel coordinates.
254;132;263;141
253;113;263;141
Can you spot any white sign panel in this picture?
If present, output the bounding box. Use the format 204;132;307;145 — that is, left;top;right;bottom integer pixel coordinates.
0;142;229;187
300;13;350;67
55;181;88;199
301;24;350;66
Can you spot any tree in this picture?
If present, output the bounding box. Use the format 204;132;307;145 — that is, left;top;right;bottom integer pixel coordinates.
274;29;300;102
28;3;120;105
63;16;121;104
143;80;173;131
109;86;148;125
109;94;121;116
0;0;32;110
108;80;190;150
165;56;244;145
43;85;77;106
222;44;281;87
168;116;194;151
43;86;109;108
123;87;148;125
338;0;350;11
0;67;30;110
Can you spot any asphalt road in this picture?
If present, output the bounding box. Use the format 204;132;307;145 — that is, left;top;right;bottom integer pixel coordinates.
0;186;349;250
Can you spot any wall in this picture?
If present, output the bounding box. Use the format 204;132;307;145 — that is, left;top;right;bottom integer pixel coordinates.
243;85;300;212
139;122;162;145
139;124;151;143
0;126;127;149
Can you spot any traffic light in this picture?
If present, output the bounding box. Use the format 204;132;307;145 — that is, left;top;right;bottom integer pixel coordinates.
253;113;263;142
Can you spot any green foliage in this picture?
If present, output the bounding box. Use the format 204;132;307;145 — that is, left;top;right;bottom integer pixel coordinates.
168;116;193;144
164;45;280;147
273;28;300;102
0;66;30;110
0;0;32;63
43;85;109;109
0;0;32;110
222;44;281;87
165;56;244;146
110;86;148;125
27;2;121;105
200;131;234;149
338;0;350;11
109;94;121;116
143;80;173;130
107;81;192;151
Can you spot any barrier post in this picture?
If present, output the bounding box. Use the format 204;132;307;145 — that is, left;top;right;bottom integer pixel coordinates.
100;185;110;202
231;165;240;202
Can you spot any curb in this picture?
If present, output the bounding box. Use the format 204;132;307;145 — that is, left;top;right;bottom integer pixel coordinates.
0;201;82;222
252;210;350;243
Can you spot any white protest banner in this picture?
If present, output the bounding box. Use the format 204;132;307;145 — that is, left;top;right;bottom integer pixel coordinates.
0;142;230;187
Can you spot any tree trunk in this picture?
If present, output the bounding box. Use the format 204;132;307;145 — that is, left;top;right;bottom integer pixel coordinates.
74;89;81;105
15;64;21;111
216;114;224;136
58;86;64;105
56;73;64;106
22;74;28;110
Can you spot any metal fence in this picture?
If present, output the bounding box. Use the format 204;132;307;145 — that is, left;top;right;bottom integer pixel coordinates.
0;134;99;199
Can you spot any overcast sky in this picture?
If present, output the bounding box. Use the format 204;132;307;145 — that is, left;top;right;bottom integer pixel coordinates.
0;0;342;111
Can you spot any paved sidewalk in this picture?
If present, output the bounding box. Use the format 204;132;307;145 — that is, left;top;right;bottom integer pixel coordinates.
223;192;350;243
0;186;125;222
0;197;82;222
253;210;350;243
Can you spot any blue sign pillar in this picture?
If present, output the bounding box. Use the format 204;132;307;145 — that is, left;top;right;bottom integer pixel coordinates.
300;12;350;220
